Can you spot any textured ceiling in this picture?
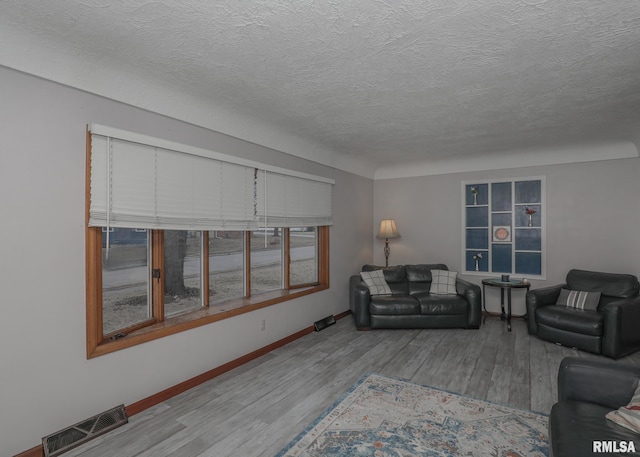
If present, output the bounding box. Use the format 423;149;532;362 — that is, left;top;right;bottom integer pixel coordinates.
2;0;640;178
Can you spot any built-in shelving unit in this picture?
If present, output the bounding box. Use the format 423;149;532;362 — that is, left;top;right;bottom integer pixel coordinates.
463;177;545;278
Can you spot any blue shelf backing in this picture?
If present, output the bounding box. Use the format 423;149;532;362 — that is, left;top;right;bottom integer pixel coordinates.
492;244;512;273
515;252;542;275
515;180;541;203
491;182;512;211
492;212;512;226
466;206;488;227
515;229;541;251
466;228;489;249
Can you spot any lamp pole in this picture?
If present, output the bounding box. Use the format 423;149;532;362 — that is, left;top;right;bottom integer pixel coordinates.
384;238;391;267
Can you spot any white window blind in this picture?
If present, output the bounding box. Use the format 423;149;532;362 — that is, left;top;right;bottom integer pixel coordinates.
89;135;257;231
89;124;334;231
256;170;333;227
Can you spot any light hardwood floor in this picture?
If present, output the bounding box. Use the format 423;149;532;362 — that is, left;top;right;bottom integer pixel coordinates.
65;315;640;457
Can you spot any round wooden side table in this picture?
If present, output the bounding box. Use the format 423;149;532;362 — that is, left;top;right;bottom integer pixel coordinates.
482;278;530;332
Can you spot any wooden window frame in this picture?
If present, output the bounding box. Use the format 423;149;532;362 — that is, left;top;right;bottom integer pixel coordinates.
86;134;330;359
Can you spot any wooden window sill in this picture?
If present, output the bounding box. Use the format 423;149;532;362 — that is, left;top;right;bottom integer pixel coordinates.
88;284;329;358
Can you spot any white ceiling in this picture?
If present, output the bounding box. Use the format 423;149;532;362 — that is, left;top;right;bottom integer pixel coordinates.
2;0;640;179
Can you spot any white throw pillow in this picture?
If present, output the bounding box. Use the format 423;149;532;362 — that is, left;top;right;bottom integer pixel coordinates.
360;270;392;295
606;384;640;434
430;269;458;295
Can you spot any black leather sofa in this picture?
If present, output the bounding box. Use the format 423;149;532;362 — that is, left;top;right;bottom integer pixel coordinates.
550;357;640;457
349;264;482;330
526;269;640;359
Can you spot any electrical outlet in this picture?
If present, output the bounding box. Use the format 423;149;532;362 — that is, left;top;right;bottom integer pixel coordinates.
260;319;266;331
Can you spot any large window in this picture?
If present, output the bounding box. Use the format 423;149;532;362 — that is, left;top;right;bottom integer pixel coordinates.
86;125;332;358
462;177;545;278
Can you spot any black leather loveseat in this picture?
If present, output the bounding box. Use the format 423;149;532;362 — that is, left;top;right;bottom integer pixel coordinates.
526;269;640;359
349;264;481;330
550;357;640;457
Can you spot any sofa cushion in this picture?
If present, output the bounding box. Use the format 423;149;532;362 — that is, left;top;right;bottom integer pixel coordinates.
430;269;457;295
362;264;405;282
556;288;601;311
369;295;420;315
536;306;604;336
406;264;448;294
362;265;409;295
567;269;640;300
360;270;391;295
550;401;640;457
414;293;469;315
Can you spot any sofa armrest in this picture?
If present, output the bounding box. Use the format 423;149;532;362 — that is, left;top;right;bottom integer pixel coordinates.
349;275;371;330
557;356;640;409
602;296;640;359
525;283;565;334
456;277;482;328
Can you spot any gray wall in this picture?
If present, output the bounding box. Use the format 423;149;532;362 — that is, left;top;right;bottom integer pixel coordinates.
374;158;640;314
0;66;373;455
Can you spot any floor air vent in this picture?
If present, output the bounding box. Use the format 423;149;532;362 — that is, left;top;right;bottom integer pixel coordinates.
42;404;128;457
314;315;336;331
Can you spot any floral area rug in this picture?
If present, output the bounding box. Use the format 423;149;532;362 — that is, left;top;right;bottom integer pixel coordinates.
276;373;548;457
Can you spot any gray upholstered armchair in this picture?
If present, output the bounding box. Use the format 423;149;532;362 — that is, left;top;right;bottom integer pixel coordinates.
526;269;640;359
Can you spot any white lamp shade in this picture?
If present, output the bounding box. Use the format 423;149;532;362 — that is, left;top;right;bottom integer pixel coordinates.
377;219;400;239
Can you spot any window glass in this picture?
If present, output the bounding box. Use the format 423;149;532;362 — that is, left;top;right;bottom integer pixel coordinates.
290;227;318;285
251;229;282;294
102;228;150;335
208;231;245;304
164;230;203;317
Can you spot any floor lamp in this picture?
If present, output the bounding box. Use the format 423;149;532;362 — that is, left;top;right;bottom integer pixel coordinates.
376;219;400;267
